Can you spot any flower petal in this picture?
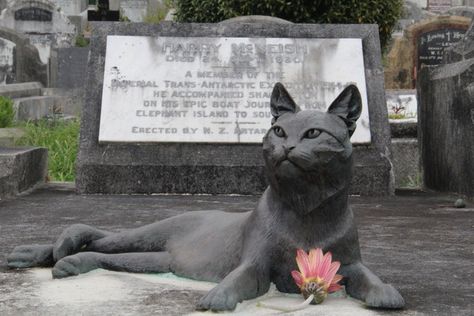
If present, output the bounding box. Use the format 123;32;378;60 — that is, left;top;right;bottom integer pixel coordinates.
328;283;343;293
318;251;332;278
331;274;343;284
291;270;304;288
308;248;323;276
323;261;341;283
296;249;311;277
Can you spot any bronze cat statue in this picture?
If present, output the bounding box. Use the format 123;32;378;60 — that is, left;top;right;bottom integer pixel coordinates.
7;83;404;311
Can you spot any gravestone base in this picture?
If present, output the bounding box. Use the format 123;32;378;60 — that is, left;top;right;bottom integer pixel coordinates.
77;22;393;196
0;147;47;199
76;146;392;196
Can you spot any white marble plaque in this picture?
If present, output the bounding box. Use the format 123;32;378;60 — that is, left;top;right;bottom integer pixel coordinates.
99;36;371;143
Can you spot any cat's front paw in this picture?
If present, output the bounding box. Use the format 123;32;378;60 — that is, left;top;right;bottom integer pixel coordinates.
52;252;98;279
7;244;54;268
365;283;405;309
196;286;239;311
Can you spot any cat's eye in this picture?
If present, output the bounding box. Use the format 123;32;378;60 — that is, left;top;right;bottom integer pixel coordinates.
273;126;286;137
304;129;321;139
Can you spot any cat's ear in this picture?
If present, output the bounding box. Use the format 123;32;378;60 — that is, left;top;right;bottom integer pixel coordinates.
327;84;362;136
271;82;300;123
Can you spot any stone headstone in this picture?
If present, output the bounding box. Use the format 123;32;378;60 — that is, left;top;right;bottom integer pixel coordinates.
120;0;147;22
88;0;120;21
386;90;418;119
52;0;88;16
384;15;470;89
77;22;392;196
445;5;474;19
0;27;47;85
444;18;474;61
428;0;453;12
0;0;76;64
418;22;474;198
0;37;15;84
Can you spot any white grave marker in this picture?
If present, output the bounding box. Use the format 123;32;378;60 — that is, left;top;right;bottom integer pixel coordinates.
99;36;370;143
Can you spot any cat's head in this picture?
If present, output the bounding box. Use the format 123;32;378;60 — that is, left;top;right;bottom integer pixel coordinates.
262;82;362;212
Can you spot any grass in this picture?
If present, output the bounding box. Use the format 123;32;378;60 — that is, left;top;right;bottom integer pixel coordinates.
0;96;15;128
15;119;80;182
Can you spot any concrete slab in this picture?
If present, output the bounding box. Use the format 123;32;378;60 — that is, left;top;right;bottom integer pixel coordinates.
0;184;473;315
0;268;381;316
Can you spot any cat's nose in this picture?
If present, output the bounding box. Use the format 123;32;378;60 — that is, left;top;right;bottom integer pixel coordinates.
284;145;296;154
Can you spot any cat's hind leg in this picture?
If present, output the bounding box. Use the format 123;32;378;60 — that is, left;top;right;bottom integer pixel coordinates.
7;244;54;268
340;262;405;309
52;252;172;279
53;224;111;261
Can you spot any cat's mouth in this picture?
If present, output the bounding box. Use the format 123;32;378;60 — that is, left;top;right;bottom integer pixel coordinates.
277;158;305;172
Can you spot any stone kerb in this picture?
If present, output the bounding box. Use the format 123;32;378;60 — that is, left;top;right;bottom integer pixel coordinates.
385;15;471;89
0;27;47;85
76;22;392;196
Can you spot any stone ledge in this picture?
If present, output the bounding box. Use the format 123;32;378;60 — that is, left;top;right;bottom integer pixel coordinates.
0;82;43;99
0;147;48;199
13;95;65;121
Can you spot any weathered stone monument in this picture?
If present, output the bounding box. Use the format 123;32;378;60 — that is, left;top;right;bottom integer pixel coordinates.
418;20;474;198
88;0;120;21
0;0;76;64
385;15;470;89
0;36;15;84
0;27;47;85
120;0;147;22
76;22;392;196
52;0;88;16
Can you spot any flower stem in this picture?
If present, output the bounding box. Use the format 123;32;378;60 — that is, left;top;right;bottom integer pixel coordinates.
256;294;314;312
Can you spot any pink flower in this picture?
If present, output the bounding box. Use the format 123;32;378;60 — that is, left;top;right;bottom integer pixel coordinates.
291;248;343;304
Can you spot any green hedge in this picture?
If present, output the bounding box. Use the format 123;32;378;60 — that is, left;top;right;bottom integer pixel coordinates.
174;0;403;49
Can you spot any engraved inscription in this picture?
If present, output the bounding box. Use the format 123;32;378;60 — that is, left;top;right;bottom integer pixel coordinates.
99;36;371;143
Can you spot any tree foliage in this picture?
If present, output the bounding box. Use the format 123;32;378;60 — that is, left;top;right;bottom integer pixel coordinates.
173;0;403;49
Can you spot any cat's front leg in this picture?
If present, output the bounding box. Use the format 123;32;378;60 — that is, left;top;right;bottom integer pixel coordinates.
340;262;405;309
196;261;270;311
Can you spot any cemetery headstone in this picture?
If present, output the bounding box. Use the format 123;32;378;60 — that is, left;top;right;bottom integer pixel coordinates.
53;0;88;16
0;37;15;84
384;15;470;89
88;0;120;21
120;0;147;22
386;90;418;119
77;22;392;196
0;0;76;64
0;27;47;85
444;18;474;61
417;26;466;69
428;0;453;12
418;21;474;198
